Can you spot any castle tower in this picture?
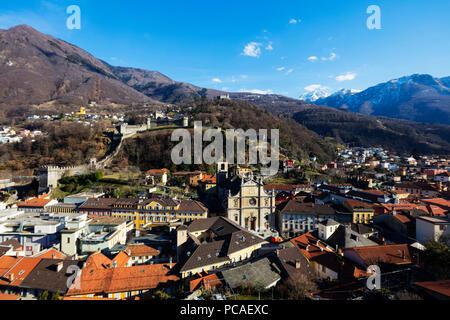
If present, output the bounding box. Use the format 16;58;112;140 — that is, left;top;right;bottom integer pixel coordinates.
38;166;62;194
216;162;229;184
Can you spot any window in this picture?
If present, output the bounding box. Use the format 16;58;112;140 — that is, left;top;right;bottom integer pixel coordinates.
67;238;70;244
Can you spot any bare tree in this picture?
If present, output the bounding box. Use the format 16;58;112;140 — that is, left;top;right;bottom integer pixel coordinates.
277;275;318;300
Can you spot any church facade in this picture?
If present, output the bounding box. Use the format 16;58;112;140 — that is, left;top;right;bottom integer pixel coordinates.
217;163;276;234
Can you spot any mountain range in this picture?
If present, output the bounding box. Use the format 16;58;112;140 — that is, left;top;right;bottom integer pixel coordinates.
1;25;450;154
313;74;450;125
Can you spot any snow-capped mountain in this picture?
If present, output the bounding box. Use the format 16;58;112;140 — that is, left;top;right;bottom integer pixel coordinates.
314;74;450;125
300;88;330;102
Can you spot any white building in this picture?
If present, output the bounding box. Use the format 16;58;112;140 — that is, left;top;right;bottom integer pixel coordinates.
416;216;450;244
317;219;340;241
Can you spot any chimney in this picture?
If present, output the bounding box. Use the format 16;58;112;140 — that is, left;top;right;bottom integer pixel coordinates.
306;245;310;252
8;273;15;282
112;260;117;268
56;261;64;272
402;250;406;260
169;257;173;269
295;260;301;269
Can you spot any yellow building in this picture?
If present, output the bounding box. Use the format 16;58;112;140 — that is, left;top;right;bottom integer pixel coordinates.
76;106;86;115
352;208;374;224
111;198;208;230
343;199;374;224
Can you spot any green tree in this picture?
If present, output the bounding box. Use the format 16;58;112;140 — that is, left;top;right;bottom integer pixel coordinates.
152;290;170;300
422;241;450;280
38;291;49;300
51;291;61;300
94;171;104;181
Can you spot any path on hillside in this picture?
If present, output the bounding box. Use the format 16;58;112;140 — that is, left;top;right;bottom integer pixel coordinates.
96;126;193;168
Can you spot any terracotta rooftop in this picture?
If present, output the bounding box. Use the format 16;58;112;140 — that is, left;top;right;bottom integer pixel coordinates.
125;244;160;257
290;233;335;260
84;252;113;271
67;263;179;296
33;248;67;260
190;272;223;292
17;195;55;208
146;168;169;176
0;257;42;287
345;244;412;266
0;293;20;300
414;280;450;298
112;251;130;267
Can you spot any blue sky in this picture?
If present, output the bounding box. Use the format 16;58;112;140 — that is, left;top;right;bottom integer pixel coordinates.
1;0;449;98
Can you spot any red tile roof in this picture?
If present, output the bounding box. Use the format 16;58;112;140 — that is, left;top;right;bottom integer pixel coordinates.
17;194;55;208
190;273;223;292
393;213;413;224
84;252;113;271
0;256;17;276
345;244;412;266
290;233;335;260
125;244;160;257
0;257;42;287
146;169;169;176
67;263;179;296
0;293;20;300
33;248;67;260
199;175;216;184
414;280;450;298
113;252;130;267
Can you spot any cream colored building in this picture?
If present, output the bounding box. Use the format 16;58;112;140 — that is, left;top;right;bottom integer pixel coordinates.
226;177;276;232
217;163;275;234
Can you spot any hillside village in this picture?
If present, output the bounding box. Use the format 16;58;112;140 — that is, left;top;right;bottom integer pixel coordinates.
0;142;449;300
0;17;449;305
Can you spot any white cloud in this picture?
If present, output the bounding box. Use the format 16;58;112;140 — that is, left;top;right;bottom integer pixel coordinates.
266;42;273;50
304;84;329;92
239;88;273;95
336;72;357;82
322;52;337;61
289;18;301;24
285;68;294;75
242;42;262;57
240;74;248;79
222;87;230;91
212;78;222;83
309;52;338;62
276;67;285;71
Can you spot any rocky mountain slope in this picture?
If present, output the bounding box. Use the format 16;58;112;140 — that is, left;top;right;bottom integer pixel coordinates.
0;25;157;107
